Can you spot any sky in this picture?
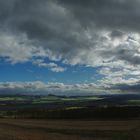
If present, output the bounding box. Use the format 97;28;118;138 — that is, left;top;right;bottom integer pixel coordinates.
0;0;140;95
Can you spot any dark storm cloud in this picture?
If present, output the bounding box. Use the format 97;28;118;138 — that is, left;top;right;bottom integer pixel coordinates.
4;0;140;38
109;82;140;92
0;0;139;52
1;0;140;46
101;40;140;66
110;30;125;39
59;0;140;31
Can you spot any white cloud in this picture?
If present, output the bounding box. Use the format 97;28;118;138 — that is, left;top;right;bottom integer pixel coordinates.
0;30;66;72
0;31;36;64
0;81;105;96
32;59;66;72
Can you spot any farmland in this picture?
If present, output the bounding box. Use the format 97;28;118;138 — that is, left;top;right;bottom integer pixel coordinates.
0;94;140;140
0;94;140;110
0;119;140;140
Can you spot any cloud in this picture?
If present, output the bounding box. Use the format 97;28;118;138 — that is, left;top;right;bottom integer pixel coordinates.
104;79;140;93
109;30;125;39
0;0;140;89
59;0;140;31
0;0;140;66
1;80;140;96
32;59;66;72
0;81;105;96
0;31;36;64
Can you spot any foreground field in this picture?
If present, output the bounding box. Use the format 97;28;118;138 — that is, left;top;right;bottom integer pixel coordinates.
0;119;140;140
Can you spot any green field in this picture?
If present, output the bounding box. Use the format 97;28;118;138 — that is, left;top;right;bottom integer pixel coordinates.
128;100;140;105
0;95;103;105
0;97;27;101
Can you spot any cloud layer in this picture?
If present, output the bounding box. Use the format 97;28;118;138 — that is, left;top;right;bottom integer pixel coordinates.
0;80;139;96
0;81;103;96
0;0;140;91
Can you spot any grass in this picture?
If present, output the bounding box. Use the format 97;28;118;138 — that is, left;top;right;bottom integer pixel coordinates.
61;96;103;101
0;97;28;101
0;96;103;103
65;107;86;110
128;100;140;105
32;96;103;104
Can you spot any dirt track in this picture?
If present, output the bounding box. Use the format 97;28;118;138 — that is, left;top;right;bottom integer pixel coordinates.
0;119;139;140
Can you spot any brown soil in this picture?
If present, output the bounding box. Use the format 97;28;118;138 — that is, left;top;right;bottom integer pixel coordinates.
0;119;139;140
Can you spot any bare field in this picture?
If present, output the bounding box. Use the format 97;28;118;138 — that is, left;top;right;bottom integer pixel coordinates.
0;119;139;140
